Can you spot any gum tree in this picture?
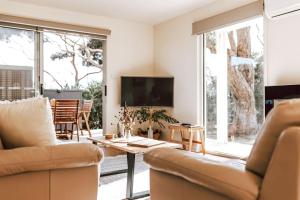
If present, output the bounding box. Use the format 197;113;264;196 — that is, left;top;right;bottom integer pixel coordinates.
47;34;103;89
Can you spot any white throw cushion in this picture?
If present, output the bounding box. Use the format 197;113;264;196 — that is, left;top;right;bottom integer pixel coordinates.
0;97;57;149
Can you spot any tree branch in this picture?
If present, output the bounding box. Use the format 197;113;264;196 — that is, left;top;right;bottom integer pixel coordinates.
77;53;103;68
79;70;101;81
57;34;73;51
70;45;79;87
87;47;103;53
44;70;63;89
53;33;102;87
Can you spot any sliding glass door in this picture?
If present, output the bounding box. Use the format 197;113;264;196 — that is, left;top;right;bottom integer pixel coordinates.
0;24;105;130
204;17;264;154
0;26;36;100
42;30;105;129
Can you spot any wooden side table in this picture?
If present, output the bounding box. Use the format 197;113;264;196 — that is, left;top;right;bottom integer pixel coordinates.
168;124;205;154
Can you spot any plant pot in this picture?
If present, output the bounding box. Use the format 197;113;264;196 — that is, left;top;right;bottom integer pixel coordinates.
153;132;160;140
137;132;160;140
125;129;131;138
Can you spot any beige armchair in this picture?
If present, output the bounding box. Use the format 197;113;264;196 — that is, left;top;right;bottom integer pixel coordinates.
0;143;103;200
144;99;300;200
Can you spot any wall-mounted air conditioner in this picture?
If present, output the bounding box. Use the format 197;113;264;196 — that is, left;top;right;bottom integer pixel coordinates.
265;0;300;19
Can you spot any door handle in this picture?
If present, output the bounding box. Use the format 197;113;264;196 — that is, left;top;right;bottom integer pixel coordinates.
40;83;44;95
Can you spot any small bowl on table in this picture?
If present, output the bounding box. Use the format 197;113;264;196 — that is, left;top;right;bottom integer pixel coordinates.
105;134;114;140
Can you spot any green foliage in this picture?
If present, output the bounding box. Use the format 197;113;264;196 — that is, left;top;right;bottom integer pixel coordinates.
135;107;150;122
50;52;74;61
205;32;217;54
82;81;102;129
81;39;103;66
135;107;179;128
205;68;217;129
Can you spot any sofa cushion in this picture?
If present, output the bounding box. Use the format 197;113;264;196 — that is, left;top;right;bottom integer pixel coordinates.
0;143;103;177
0;97;57;149
246;99;300;177
144;148;261;200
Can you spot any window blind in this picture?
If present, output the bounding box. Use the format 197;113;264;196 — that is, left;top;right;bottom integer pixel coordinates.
192;0;263;35
0;14;111;39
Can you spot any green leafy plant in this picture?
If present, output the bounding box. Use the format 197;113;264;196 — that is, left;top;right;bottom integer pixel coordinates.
82;81;102;129
135;107;179;128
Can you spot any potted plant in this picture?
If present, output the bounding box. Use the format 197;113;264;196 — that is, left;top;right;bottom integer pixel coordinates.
135;107;179;139
114;104;136;138
137;128;162;140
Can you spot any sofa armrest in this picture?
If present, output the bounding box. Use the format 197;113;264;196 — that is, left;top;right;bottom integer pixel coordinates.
0;143;103;177
260;127;300;200
144;148;261;200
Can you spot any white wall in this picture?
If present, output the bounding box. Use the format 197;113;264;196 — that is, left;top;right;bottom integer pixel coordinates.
266;14;300;86
154;14;199;125
0;0;154;133
154;0;256;126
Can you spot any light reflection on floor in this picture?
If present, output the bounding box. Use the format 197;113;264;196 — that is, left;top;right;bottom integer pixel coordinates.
98;170;150;200
206;139;252;158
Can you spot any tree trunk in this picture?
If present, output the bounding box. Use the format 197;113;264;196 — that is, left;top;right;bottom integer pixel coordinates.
70;55;79;89
227;27;257;136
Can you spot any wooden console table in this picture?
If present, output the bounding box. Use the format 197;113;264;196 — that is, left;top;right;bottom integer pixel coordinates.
168;124;205;154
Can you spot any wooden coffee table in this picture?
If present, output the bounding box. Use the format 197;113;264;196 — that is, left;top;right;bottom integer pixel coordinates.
88;136;181;200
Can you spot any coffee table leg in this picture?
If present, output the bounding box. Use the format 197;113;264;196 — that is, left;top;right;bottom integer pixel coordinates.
126;152;135;199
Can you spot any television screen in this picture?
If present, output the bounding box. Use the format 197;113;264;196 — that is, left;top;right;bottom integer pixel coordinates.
121;76;174;107
265;84;300;116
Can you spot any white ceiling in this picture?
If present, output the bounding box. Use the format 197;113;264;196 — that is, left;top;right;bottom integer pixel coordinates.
9;0;216;25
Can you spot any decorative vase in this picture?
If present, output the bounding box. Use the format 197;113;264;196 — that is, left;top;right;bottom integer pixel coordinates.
117;122;125;138
125;129;131;138
148;126;153;139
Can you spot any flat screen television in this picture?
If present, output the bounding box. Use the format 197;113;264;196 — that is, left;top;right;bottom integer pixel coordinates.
265;84;300;116
121;76;174;107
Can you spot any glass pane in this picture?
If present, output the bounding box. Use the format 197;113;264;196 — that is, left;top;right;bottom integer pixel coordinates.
43;31;104;128
0;27;35;100
204;17;264;154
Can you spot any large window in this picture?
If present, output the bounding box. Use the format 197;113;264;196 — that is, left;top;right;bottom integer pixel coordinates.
204;17;264;156
0;24;106;130
0;27;35;100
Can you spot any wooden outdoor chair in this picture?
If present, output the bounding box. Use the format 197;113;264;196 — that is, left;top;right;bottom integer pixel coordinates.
53;99;80;142
79;100;93;137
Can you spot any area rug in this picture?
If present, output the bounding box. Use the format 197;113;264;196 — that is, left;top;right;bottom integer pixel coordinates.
100;153;149;185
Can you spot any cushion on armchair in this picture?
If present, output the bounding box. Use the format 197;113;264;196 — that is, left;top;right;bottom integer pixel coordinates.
144;148;261;200
246;99;300;177
0;143;103;177
0;97;57;149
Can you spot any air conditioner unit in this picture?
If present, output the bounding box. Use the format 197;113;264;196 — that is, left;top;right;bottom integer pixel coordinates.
265;0;300;19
